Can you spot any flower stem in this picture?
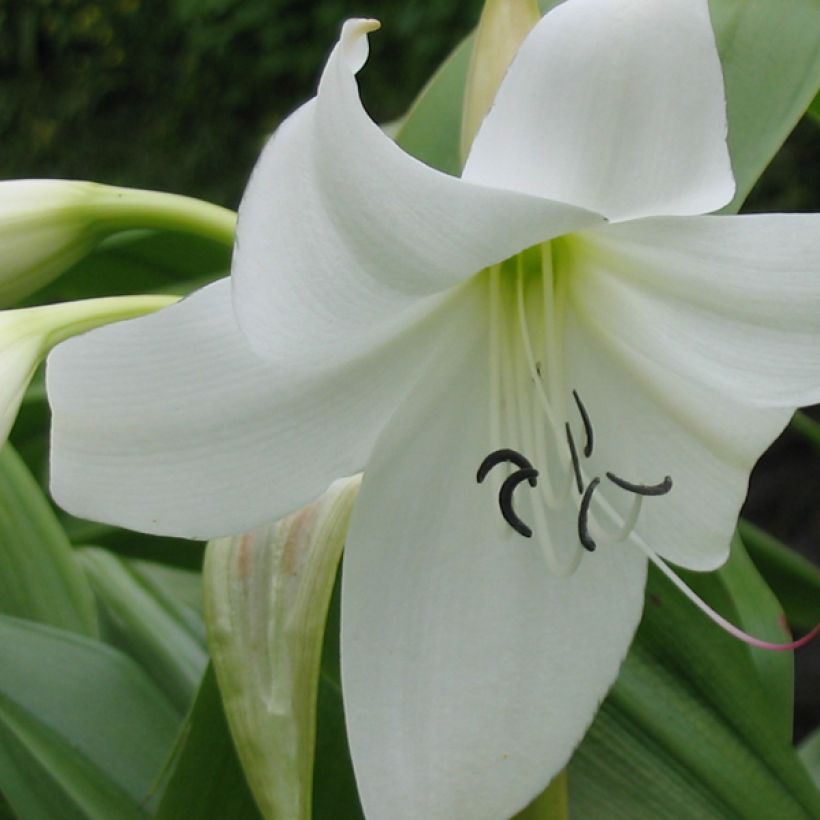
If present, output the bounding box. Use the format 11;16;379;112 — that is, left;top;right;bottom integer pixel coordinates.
86;185;236;247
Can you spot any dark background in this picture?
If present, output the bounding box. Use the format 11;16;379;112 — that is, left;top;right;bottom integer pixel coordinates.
0;0;482;205
1;0;818;737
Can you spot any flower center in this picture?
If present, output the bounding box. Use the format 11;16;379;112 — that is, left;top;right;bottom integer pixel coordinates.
475;245;819;653
479;242;672;577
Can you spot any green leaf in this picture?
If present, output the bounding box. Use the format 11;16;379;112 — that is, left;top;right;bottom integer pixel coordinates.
0;717;140;820
79;548;207;714
569;565;820;818
695;531;795;742
799;726;820;788
791;410;820;455
128;557;204;620
395;36;473;175
513;771;569;820
809;90;820;125
739;519;820;632
153;665;262;820
0;614;179;819
61;514;206;571
708;0;820;211
0;443;96;636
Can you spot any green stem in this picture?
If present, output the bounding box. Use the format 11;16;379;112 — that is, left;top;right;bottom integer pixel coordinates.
32;294;180;351
87;185;236;247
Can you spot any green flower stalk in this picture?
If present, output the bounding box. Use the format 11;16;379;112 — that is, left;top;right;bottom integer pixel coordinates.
203;476;360;820
0;180;235;306
0;294;178;444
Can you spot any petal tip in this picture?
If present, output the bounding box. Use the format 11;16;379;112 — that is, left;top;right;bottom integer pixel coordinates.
340;18;381;73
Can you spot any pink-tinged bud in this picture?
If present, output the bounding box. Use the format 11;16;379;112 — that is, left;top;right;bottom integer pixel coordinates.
203;475;361;820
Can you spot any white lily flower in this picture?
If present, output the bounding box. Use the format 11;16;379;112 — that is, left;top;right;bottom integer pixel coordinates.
0;295;176;446
46;0;820;817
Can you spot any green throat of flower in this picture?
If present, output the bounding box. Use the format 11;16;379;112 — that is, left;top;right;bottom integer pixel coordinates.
481;240;674;576
479;243;818;653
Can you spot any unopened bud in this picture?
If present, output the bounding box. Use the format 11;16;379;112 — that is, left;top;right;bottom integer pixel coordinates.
0;180;235;306
203;476;361;820
460;0;540;164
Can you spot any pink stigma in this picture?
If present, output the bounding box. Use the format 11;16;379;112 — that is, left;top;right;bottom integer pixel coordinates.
644;548;820;652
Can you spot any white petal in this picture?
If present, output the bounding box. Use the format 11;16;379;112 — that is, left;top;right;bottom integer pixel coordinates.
232;19;603;364
572;214;820;407
47;278;473;539
562;251;793;571
463;0;734;221
341;299;646;820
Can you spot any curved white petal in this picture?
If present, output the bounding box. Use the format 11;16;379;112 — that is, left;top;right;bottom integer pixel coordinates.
572;214;820;407
562;249;792;571
463;0;734;221
341;291;646;820
232;19;603;365
47;278;474;539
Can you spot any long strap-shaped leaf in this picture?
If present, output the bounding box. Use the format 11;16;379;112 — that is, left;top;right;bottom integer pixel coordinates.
0;615;179;819
0;443;96;636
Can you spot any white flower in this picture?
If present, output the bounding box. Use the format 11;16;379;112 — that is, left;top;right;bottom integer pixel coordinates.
46;1;820;817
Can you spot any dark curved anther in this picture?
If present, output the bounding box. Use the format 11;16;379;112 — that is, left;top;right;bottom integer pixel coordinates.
499;468;539;538
572;390;594;458
577;476;600;552
565;423;584;494
476;448;537;487
606;472;673;496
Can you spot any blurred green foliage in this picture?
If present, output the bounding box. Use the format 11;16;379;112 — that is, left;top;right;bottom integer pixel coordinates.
1;0;816;212
0;0;481;206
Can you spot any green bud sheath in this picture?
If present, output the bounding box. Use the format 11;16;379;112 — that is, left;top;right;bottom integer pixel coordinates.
460;0;541;164
203;476;361;820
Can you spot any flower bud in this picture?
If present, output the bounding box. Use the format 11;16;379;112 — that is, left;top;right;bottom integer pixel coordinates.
460;0;541;164
0;294;177;444
0;181;102;307
203;476;361;820
0;180;235;306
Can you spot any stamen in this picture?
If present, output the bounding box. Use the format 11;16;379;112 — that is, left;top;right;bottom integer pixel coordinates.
499;468;539;538
577;476;600;551
640;545;820;652
606;472;673;496
565;424;584;494
572;390;594;457
476;449;538;487
515;257;562;437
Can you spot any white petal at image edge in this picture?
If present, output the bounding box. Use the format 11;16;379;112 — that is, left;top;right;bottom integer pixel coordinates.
341;311;646;820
